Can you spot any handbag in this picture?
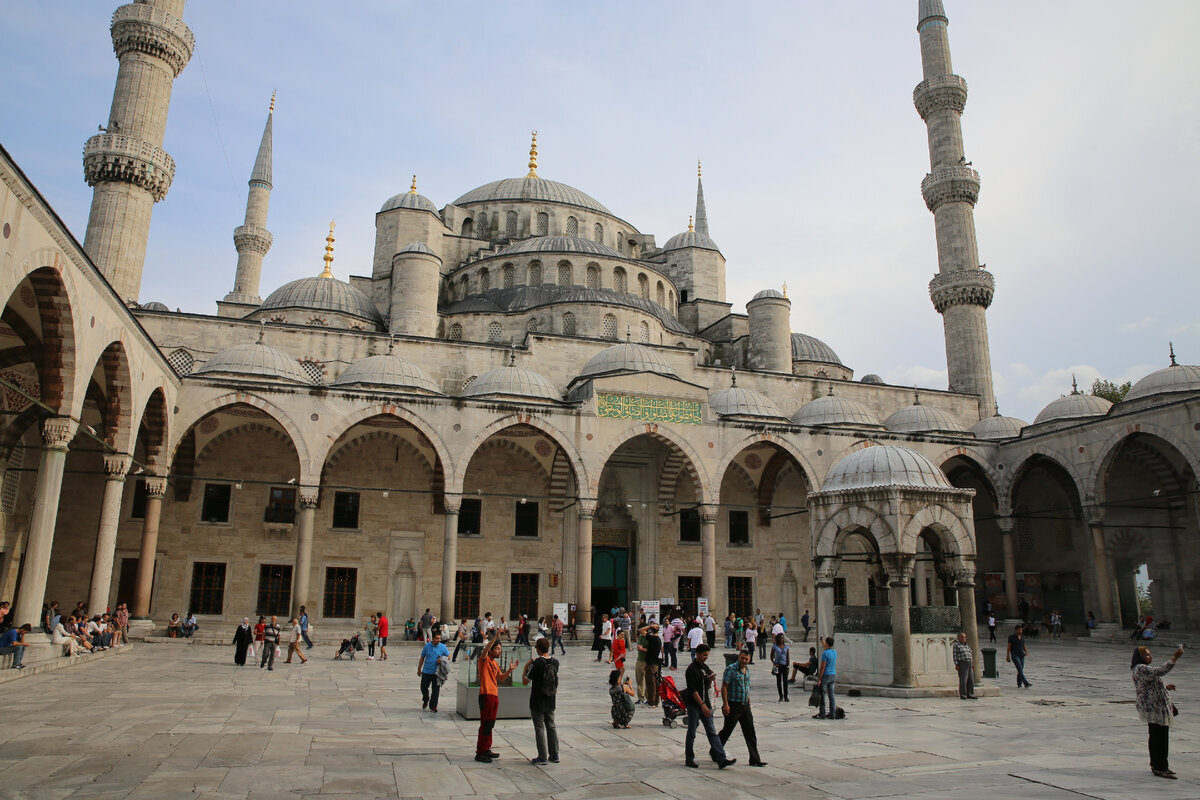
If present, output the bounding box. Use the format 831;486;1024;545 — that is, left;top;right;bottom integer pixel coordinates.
247;644;255;659
275;645;282;658
1171;703;1179;717
808;683;822;707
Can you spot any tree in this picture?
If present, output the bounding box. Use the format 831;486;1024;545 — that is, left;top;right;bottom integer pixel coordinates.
1136;582;1153;617
1091;378;1131;404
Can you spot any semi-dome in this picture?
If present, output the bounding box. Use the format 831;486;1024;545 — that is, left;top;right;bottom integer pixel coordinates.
821;445;952;492
860;374;885;385
709;385;785;419
884;400;966;434
662;229;720;253
1126;354;1200;401
970;411;1028;440
498;235;621;259
749;288;785;301
790;333;843;366
792;394;882;428
1034;390;1112;424
380;189;439;214
463;364;562;402
579;341;678;379
261;276;384;326
399;241;439;257
195;341;309;384
332;354;440;394
453;176;612;216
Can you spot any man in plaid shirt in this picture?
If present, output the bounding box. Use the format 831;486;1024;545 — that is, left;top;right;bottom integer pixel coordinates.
715;648;766;766
953;632;977;700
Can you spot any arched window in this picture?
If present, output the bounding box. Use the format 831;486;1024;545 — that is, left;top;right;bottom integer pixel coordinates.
586;263;600;290
603;314;618;340
167;348;194;375
617;233;625;254
449;323;463;341
479;268;490;292
487;322;502;343
676;341;687;348
308;317;327;327
505;210;518;238
668;290;674;309
680;289;689;304
461;218;474;237
639;321;649;343
536;212;549;236
638;273;649;299
594;222;603;243
557;261;572;286
562;312;576;335
613;267;627;294
527;318;538;332
656;281;665;306
502;263;515;289
566;216;578;237
528;261;542;285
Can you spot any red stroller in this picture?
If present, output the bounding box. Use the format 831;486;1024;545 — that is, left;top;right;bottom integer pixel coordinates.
658;673;685;727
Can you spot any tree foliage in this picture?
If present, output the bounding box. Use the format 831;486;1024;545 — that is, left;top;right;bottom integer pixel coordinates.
1091;378;1131;404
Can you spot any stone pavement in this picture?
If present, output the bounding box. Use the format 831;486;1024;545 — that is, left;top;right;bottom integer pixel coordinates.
1;638;1195;799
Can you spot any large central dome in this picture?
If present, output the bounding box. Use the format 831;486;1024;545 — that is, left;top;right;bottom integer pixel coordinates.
453;176;612;215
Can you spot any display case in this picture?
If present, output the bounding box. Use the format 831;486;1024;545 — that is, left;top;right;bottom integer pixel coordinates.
456;641;532;720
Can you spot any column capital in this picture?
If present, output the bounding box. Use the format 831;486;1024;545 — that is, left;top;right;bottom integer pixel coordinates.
41;416;77;450
995;515;1015;534
298;487;320;508
884;554;915;584
698;504;719;525
1083;505;1105;527
443;493;462;515
145;477;168;498
103;453;133;479
576;498;597;520
814;557;841;584
950;565;977;587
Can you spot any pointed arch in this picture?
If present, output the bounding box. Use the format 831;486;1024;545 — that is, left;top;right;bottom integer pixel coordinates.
713;432;817;497
1002;447;1088;511
901;503;975;556
2;262;78;416
813;505;897;559
592;423;712;503
450;413;587;498
936;446;1000;507
317;402;452;486
85;339;134;450
1088;424;1200;507
130;386;169;470
169;392;313;482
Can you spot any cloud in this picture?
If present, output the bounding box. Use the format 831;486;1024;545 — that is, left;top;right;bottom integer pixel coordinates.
1119;315;1157;333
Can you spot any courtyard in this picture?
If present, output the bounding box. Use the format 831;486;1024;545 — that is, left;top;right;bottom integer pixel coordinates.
0;637;1195;799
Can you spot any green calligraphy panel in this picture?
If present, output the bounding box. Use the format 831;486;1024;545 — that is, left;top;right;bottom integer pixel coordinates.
597;393;702;425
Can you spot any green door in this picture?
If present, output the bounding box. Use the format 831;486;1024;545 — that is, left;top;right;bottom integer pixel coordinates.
592;547;628;613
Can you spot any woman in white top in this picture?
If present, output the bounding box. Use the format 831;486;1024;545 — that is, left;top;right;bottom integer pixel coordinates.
51;617;85;656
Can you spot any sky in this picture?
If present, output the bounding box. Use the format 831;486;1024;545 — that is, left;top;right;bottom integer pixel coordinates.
1;2;1198;423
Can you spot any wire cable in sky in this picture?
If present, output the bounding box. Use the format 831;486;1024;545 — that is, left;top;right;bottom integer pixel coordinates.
184;5;236;187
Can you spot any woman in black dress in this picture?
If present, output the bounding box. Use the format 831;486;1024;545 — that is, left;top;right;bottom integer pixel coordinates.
232;617;254;665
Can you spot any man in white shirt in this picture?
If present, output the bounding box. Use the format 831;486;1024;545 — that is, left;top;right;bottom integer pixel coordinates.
704;613;717;648
687;622;705;661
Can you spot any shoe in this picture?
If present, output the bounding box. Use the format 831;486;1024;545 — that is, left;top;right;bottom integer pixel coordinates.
530;758;548;766
485;751;500;758
718;758;736;769
475;754;493;763
813;713;826;719
267;667;273;671
422;700;428;709
966;695;978;700
784;697;790;702
684;760;699;768
749;761;767;767
550;757;559;763
1152;769;1177;779
430;707;437;713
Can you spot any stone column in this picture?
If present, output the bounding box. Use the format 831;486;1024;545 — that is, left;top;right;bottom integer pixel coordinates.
575;500;596;629
13;417;75;626
131;476;168;619
954;563;982;681
1083;506;1116;624
700;505;719;615
291;488;319;617
87;453;132;614
914;552;929;607
441;494;461;623
886;556;915;688
814;558;839;643
997;516;1020;622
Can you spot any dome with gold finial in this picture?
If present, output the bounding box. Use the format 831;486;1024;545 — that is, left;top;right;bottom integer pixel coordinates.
381;174;440;213
663;214;720;252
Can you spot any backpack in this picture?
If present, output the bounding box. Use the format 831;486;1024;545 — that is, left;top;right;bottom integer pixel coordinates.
538;658;559;696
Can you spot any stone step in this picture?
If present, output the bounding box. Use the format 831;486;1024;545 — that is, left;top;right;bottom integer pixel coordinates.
0;641;134;684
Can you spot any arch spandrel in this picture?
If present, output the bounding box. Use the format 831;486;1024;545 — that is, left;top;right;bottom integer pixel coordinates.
712;431;816;497
2;262;80;419
316;403;452;489
130;386;170;470
1088;424;1200;509
169;392;313;483
936;445;1001;504
590;422;711;504
451;413;585;497
82;339;135;452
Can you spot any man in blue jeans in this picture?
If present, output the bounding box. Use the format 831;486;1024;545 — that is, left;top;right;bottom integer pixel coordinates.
813;636;838;719
417;629;449;712
0;623;31;669
299;606;313;650
1006;625;1032;688
683;644;735;769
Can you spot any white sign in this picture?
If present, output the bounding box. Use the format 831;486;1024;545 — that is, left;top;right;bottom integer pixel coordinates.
553;603;568;623
660;597;676;609
642;600;660;623
697;597;709;616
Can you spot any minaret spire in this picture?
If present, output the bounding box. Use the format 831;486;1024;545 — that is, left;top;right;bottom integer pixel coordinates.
915;0;995;420
694;158;709;237
222;96;276;312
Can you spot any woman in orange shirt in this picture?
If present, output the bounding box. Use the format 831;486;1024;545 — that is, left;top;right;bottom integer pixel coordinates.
612;633;627;680
476;633;519;763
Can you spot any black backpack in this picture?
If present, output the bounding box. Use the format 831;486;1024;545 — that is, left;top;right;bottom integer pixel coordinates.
538;658;559;696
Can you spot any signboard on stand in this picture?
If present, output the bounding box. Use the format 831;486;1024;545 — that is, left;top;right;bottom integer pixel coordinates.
697;597;709;617
642;600;660;624
553;603;568;624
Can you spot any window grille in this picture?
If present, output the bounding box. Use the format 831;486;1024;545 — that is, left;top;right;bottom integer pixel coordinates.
167;348;194;375
566;216;578;236
449;323;463;341
256;564;293;616
536;212;549;236
562;313;576;335
603;314;618;340
323;567;358;618
487;322;502;343
189;562;226;615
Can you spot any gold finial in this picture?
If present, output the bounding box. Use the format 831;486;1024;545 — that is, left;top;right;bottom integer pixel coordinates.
782;282;788;299
319;220;336;278
687;215;694;232
730;365;737;387
526;130;539;178
698;158;702;178
269;91;276;113
509;344;517;367
409;174;418;194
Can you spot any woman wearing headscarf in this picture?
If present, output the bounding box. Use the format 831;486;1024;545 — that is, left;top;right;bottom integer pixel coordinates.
1131;644;1184;778
232;617;253;666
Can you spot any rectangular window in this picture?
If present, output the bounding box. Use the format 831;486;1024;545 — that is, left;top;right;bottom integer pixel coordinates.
833;577;848;606
514;500;539;537
678;575;701;616
331;491;360;529
189;562;226;615
455;571;482;619
679;508;700;543
458;498;482;536
130;478;147;520
323;567;358;618
727;576;752;618
728;510;749;545
256;564;293;616
509;573;539;620
200;483;232;523
265;487;296;524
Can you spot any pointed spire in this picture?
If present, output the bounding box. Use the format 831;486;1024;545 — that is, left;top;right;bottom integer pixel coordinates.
1169;341;1177;366
994;401;1001;417
409;175;418;194
319;220;335;278
694;159;709;237
526;130;539;178
913;390;921;405
250;94;274;188
782;282;788;299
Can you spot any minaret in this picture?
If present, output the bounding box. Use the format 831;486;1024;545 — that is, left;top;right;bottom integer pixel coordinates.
694;159;709;237
914;0;995;419
223;95;275;309
82;0;194;303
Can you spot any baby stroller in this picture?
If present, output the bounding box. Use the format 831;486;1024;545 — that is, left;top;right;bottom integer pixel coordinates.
658;673;685;728
334;633;363;660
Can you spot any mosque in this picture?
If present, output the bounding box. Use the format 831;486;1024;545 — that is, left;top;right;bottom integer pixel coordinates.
0;0;1196;686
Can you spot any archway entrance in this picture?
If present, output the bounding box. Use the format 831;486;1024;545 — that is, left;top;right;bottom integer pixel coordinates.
592;547;629;613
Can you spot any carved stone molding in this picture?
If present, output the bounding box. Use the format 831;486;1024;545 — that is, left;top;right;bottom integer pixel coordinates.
1083;505;1105;527
103;453;132;479
929;267;995;312
111;3;195;77
815;557;841;583
995;516;1015;534
145;477;168;498
699;505;719;526
41;416;76;450
884;555;915;584
443;493;462;515
233;224;274;255
576;498;597;520
83;134;175;201
298;488;320;509
920;165;980;211
913;74;968;120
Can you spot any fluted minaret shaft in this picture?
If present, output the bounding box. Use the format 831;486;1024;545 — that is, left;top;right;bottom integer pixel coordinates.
225;103;274;305
83;0;193;303
915;0;994;419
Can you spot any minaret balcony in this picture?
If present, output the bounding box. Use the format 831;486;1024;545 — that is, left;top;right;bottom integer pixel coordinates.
111;2;194;77
83;134;175;200
913;74;968;120
929;268;995;313
234;224;274;255
920;166;980;211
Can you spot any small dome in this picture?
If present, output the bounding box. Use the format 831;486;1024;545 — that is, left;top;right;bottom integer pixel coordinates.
821;445;952;493
497;235;621;259
1126;361;1200;401
399;241;439;257
1034;391;1112;424
261;276;384;326
709;385;785;419
463;365;561;402
141;301;169;312
195;342;309;384
453;177;612;215
332;354;440;394
884;401;966;434
749;289;786;301
579;342;678;379
790;333;843;366
792;394;883;428
860;374;884;385
662;229;720;253
970;413;1028;441
380;190;439;214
